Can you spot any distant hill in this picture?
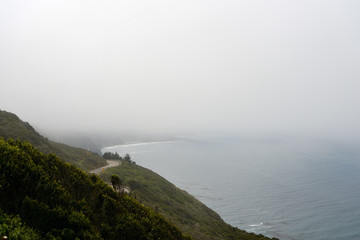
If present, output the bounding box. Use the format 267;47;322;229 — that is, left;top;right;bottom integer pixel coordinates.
0;139;190;239
0;110;106;171
43;131;124;155
100;162;277;240
45;131;181;156
49;134;106;155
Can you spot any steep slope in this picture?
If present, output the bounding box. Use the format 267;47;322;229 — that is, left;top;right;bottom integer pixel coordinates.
0;110;106;171
0;139;191;239
100;162;277;240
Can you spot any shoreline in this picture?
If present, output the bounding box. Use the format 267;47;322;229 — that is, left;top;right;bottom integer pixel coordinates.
101;140;183;152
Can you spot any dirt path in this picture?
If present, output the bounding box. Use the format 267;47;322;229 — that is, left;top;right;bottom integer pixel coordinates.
89;160;121;174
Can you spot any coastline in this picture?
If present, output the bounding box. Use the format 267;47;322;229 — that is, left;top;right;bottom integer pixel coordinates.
102;140;183;152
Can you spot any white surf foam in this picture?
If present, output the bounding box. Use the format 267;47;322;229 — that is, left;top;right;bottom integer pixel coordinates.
249;222;263;227
103;140;181;151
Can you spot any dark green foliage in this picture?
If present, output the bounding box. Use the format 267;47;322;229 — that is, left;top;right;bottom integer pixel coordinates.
102;151;122;160
0;211;40;240
124;153;131;162
110;175;122;191
0;110;106;171
100;163;277;240
103;151;134;163
0;139;191;240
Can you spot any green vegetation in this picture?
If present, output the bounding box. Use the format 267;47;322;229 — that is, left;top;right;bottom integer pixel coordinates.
0;110;106;171
100;162;277;240
0;211;40;240
0;139;191;239
103;151;122;160
110;175;122;192
103;152;133;163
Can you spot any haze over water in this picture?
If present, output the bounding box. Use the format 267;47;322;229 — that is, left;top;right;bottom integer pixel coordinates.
104;136;360;240
1;1;360;141
1;1;360;239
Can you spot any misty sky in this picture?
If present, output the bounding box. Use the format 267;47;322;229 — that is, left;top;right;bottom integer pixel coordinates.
1;0;360;138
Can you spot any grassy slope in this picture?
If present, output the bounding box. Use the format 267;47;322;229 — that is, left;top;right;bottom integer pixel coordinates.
100;162;277;240
0;139;191;239
0;110;106;171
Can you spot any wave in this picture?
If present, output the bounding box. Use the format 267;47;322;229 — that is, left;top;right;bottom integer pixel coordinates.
103;140;181;150
248;222;274;229
249;222;263;227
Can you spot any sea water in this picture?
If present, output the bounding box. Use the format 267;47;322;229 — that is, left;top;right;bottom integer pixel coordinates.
103;136;360;239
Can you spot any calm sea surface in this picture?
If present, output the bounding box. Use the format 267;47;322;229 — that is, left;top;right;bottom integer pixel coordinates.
103;136;360;239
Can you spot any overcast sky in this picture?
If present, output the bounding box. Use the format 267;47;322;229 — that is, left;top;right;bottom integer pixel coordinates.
1;0;360;138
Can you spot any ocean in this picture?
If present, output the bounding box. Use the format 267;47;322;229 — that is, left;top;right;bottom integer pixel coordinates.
103;136;360;239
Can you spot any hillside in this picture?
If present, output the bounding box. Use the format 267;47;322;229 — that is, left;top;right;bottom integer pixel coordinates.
100;162;277;240
0;110;276;239
0;139;191;239
0;110;106;171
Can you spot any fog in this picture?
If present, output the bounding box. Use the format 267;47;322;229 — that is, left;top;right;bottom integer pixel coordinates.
1;0;360;140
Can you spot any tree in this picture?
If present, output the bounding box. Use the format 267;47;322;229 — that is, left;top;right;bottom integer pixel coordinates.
124;154;131;162
110;175;122;192
103;152;122;160
103;152;111;159
114;152;121;160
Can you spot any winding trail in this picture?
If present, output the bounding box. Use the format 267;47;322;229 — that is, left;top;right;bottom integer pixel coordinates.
89;160;121;174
